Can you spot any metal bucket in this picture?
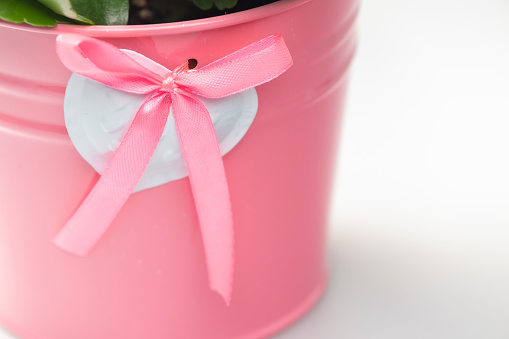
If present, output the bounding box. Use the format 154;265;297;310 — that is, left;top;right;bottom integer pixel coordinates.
0;0;358;337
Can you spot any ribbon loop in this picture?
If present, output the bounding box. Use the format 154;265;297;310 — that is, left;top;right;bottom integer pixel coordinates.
54;34;293;305
176;34;293;98
56;34;165;94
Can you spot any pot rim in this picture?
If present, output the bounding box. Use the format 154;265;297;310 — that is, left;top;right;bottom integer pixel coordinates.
0;0;311;37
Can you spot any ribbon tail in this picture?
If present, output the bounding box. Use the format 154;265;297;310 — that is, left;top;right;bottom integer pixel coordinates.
172;92;234;306
53;92;172;256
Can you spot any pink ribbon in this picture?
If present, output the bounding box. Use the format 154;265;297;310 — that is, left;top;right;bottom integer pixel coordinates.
53;33;292;304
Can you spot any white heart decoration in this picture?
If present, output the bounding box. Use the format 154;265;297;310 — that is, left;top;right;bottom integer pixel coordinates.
64;73;258;192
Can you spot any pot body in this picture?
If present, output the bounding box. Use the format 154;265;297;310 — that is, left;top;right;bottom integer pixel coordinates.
0;0;357;338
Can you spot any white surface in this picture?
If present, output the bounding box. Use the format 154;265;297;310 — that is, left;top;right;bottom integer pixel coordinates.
2;0;508;338
65;73;258;192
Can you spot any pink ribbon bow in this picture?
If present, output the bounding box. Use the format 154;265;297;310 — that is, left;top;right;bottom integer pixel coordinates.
53;33;292;304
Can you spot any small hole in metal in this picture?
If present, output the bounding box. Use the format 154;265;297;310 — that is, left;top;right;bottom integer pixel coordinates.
188;59;198;69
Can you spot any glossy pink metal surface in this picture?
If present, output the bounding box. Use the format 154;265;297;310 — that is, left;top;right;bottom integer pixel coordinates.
0;0;358;337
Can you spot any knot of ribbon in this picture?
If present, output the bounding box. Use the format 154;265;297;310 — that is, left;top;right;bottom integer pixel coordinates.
53;33;293;305
161;72;176;92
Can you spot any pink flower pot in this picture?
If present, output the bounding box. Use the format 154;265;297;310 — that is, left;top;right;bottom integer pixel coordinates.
0;0;358;338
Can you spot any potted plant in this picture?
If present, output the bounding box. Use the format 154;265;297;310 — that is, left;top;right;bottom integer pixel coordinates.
0;0;358;338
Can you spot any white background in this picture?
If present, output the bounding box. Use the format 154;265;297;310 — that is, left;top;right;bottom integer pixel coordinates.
277;0;509;338
2;0;508;338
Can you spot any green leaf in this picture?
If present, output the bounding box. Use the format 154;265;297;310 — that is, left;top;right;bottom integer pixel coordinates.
68;0;129;25
192;0;238;11
36;0;93;23
0;0;65;26
193;0;214;11
215;0;238;10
